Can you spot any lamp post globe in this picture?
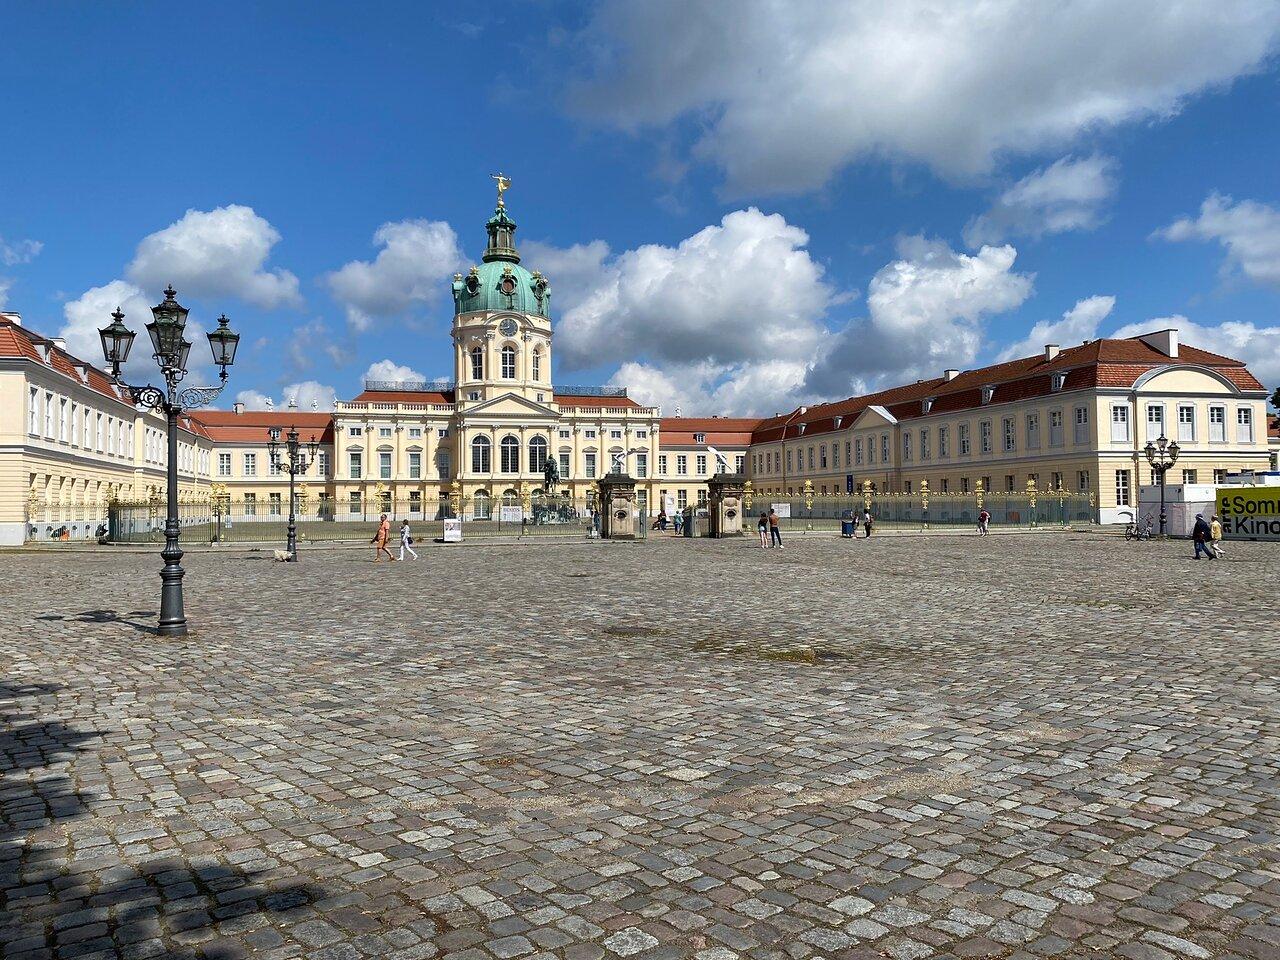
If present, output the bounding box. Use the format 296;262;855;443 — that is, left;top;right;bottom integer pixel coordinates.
97;286;239;636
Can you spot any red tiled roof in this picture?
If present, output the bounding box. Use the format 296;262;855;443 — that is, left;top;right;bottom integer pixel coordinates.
659;416;761;447
752;335;1267;444
350;389;455;404
188;409;335;443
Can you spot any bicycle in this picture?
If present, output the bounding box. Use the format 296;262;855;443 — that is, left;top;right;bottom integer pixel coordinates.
1124;515;1154;541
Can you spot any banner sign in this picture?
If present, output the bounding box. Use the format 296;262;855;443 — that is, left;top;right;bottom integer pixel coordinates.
771;502;791;518
1218;488;1280;540
499;505;524;523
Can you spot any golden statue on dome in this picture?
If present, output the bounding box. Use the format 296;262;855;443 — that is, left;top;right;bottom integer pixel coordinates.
492;172;511;205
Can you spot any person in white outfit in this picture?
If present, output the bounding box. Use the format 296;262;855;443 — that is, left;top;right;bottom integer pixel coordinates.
399;519;418;561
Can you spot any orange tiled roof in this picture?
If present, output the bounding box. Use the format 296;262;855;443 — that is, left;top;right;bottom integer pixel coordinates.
554;394;642;408
660;416;761;447
188;409;335;443
349;389;455;404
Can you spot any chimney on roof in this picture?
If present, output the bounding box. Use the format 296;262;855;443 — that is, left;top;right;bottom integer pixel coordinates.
1045;344;1060;362
0;311;20;326
943;368;959;381
51;337;66;351
233;402;245;415
1138;328;1179;358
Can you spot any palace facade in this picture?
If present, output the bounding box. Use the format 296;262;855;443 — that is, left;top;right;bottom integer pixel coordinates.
0;190;1272;542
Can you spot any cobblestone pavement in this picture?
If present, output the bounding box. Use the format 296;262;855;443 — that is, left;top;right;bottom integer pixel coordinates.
1;534;1278;960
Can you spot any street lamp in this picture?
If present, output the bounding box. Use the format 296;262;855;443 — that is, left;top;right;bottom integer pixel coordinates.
267;425;320;562
1144;433;1181;538
99;286;239;636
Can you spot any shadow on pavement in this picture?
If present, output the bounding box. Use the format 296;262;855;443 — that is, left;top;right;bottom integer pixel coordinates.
0;681;323;958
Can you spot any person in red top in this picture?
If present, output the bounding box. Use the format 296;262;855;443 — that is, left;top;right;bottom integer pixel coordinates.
977;509;991;536
372;513;395;562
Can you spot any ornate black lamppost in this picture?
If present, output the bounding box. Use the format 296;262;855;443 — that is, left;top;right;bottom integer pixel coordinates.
267;425;319;562
99;286;239;636
1144;433;1181;538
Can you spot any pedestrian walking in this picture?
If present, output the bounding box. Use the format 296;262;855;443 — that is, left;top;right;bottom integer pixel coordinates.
653;508;667;531
768;507;783;548
1209;514;1226;558
673;510;683;536
1191;513;1214;560
399;519;418;561
977;508;991;536
372;513;395;562
757;511;770;548
862;508;873;538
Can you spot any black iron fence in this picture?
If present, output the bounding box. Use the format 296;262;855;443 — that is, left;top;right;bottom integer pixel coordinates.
741;491;1094;531
106;496;631;544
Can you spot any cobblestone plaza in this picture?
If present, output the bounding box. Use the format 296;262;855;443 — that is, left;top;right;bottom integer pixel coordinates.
2;535;1278;960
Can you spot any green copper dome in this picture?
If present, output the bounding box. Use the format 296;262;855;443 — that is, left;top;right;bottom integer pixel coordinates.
451;201;552;318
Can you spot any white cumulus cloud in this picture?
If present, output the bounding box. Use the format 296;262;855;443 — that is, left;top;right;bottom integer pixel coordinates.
569;1;1280;194
806;237;1034;396
996;295;1116;362
327;219;465;330
556;207;834;371
127;205;301;309
964;156;1119;247
362;358;427;385
0;278;12;310
235;380;338;412
1155;193;1280;289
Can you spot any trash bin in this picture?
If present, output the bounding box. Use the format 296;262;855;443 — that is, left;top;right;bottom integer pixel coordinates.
683;507;695;538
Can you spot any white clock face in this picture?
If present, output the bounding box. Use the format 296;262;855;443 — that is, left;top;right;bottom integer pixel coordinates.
499;318;518;337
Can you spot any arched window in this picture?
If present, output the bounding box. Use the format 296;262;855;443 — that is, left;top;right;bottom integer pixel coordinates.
470;347;483;380
500;434;520;473
529;435;548;473
472;489;492;520
501;488;520;506
532;349;542;382
501;345;517;379
471;435;491;473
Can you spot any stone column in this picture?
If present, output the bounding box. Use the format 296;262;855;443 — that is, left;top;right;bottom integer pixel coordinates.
598;472;637;540
707;472;746;538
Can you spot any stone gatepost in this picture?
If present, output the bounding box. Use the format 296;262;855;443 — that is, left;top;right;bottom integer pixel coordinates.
598;472;637;540
707;472;746;538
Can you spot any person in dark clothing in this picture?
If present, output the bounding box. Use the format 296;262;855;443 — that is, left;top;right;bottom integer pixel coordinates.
1192;513;1214;560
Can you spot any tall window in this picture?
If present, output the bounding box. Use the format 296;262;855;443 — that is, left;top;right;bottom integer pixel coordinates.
558;451;570;477
819;445;828;469
584;452;597;478
500;434;520;473
501;346;517;379
880;435;889;462
855;438;863;464
1002;417;1016;453
958;423;970;455
44;391;54;437
58;398;68;442
1177;405;1195;441
919;429;929;461
244;452;257;476
1145;403;1164;441
980;421;992;454
349;491;361;515
529;435;548;473
436;451;450;479
1237;407;1254;443
471;435;491;472
676;455;688;475
408;451;421;479
1049;410;1063;447
244;493;257;516
1110;405;1130;442
1209;405;1226;442
348;451;362;478
532;349;542;382
1026;413;1040;449
1115;469;1131;506
218;453;231;477
269;493;282;516
902;433;912;461
318;451;329;476
696;454;707;474
28;387;39;434
1077;470;1089;493
1074;406;1089;445
938;426;949;458
1182;469;1198;484
470;347;483;380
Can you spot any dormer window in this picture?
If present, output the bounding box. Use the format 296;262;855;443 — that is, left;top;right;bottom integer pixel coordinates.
922;398;934;414
465;270;480;296
981;386;995;405
694;433;705;443
1051;372;1067;392
797;423;806;435
833;416;843;429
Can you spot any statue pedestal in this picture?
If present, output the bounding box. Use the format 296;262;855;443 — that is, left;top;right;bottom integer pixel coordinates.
708;472;746;538
599;473;637;540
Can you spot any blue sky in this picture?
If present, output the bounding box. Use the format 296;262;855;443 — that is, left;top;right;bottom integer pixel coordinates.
2;2;1279;415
